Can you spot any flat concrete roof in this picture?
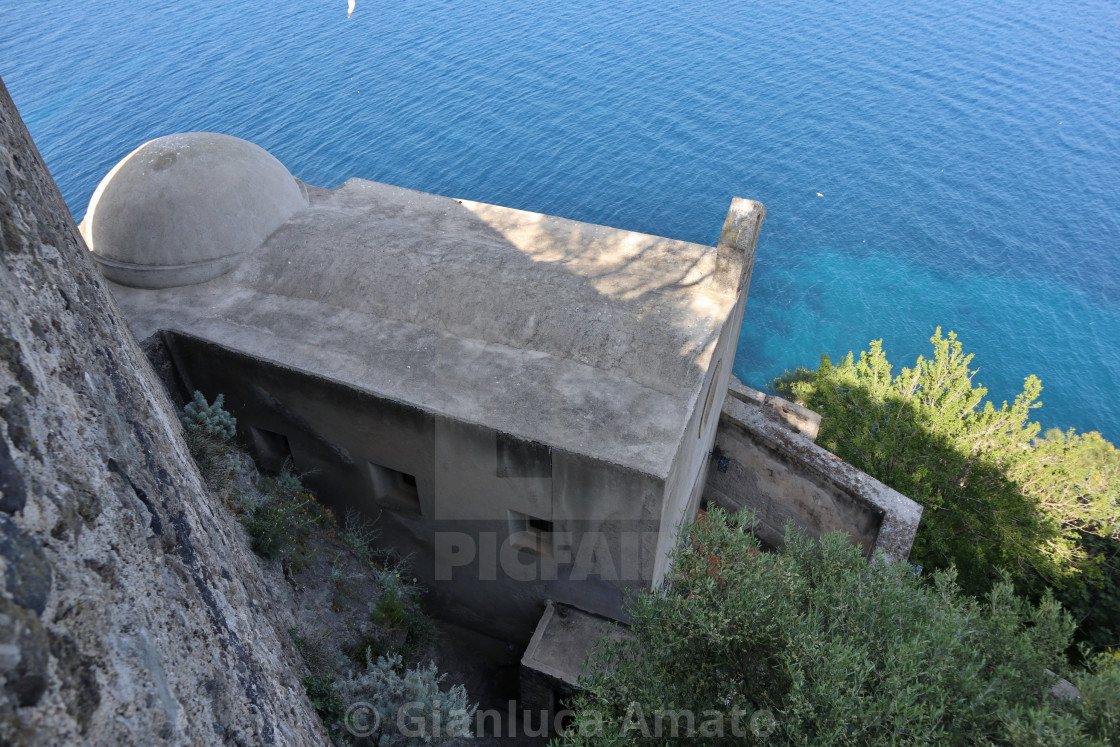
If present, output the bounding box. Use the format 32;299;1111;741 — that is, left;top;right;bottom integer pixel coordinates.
521;601;630;687
110;177;745;476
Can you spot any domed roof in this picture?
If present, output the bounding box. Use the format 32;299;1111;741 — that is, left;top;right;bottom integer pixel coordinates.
80;132;307;288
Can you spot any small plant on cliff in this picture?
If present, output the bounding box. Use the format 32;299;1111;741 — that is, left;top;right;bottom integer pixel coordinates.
367;570;435;665
246;463;326;567
370;570;416;629
336;651;475;745
340;509;380;563
291;627;349;734
179;390;237;442
179;391;242;503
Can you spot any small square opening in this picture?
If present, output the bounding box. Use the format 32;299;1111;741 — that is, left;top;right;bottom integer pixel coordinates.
369;462;421;515
509;510;553;556
250;426;293;474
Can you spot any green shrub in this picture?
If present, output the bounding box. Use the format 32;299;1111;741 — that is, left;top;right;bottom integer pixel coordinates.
371;597;408;630
368;570;435;664
1074;651;1120;742
337;652;475;745
370;570;415;628
179;391;242;502
349;631;390;665
339;509;380;563
179;390;237;442
304;672;347;731
561;509;1116;746
291;627;341;678
246;465;324;565
771;329;1120;648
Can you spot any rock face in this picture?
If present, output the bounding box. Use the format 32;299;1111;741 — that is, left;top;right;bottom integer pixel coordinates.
0;79;326;744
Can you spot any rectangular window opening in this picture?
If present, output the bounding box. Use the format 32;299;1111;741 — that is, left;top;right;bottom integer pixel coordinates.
250;426;293;475
368;461;421;515
509;510;553;556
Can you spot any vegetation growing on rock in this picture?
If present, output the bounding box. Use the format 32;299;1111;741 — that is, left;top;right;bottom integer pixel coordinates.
179;392;474;744
179;390;237;442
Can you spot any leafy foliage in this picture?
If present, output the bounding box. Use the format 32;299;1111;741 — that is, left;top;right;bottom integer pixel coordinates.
337;652;475;745
1072;650;1120;741
245;463;326;567
366;570;435;665
179;390;237;442
304;672;348;731
772;329;1120;646
340;509;380;563
180;391;242;503
370;571;412;630
561;509;1117;746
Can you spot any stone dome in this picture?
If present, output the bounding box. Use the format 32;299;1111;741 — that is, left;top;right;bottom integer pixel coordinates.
80;132;307;288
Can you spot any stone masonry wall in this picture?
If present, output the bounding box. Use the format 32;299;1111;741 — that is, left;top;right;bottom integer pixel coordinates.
705;389;922;562
0;78;326;744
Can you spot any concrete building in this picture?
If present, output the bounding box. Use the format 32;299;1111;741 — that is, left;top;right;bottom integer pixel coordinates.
83;132;768;641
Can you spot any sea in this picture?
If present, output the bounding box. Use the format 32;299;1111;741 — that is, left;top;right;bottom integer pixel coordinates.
2;0;1118;440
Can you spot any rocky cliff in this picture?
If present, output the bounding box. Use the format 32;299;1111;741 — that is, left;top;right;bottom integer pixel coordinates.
0;78;326;744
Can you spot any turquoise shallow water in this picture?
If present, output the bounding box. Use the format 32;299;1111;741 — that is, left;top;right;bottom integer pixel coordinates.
2;0;1118;438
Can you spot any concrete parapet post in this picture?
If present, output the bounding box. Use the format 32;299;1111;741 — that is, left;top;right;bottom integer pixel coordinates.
727;377;822;441
714;197;766;297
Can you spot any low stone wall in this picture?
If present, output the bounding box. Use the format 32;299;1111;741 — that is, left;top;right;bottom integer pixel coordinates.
705;387;922;562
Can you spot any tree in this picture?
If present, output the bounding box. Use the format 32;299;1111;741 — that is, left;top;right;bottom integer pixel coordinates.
560;510;1118;746
771;329;1120;647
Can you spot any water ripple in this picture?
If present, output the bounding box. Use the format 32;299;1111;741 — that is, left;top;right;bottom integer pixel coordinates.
2;0;1118;437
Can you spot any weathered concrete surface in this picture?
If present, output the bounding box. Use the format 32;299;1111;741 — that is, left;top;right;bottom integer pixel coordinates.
0;79;326;744
93;133;765;643
80;133;307;289
519;601;629;734
706;394;922;562
520;601;628;688
727;377;821;440
109;176;750;479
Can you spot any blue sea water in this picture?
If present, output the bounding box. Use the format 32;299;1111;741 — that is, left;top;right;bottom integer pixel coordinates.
2;0;1118;439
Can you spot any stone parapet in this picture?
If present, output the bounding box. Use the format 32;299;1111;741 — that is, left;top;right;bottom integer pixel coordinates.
706;392;922;562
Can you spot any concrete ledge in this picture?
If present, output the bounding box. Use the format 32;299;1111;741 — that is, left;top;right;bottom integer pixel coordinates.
520;601;629;689
520;601;630;734
727;378;821;440
706;395;922;562
92;251;245;289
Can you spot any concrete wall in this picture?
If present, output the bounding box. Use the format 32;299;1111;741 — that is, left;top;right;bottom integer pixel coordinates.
704;392;922;562
159;331;664;643
650;198;764;585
